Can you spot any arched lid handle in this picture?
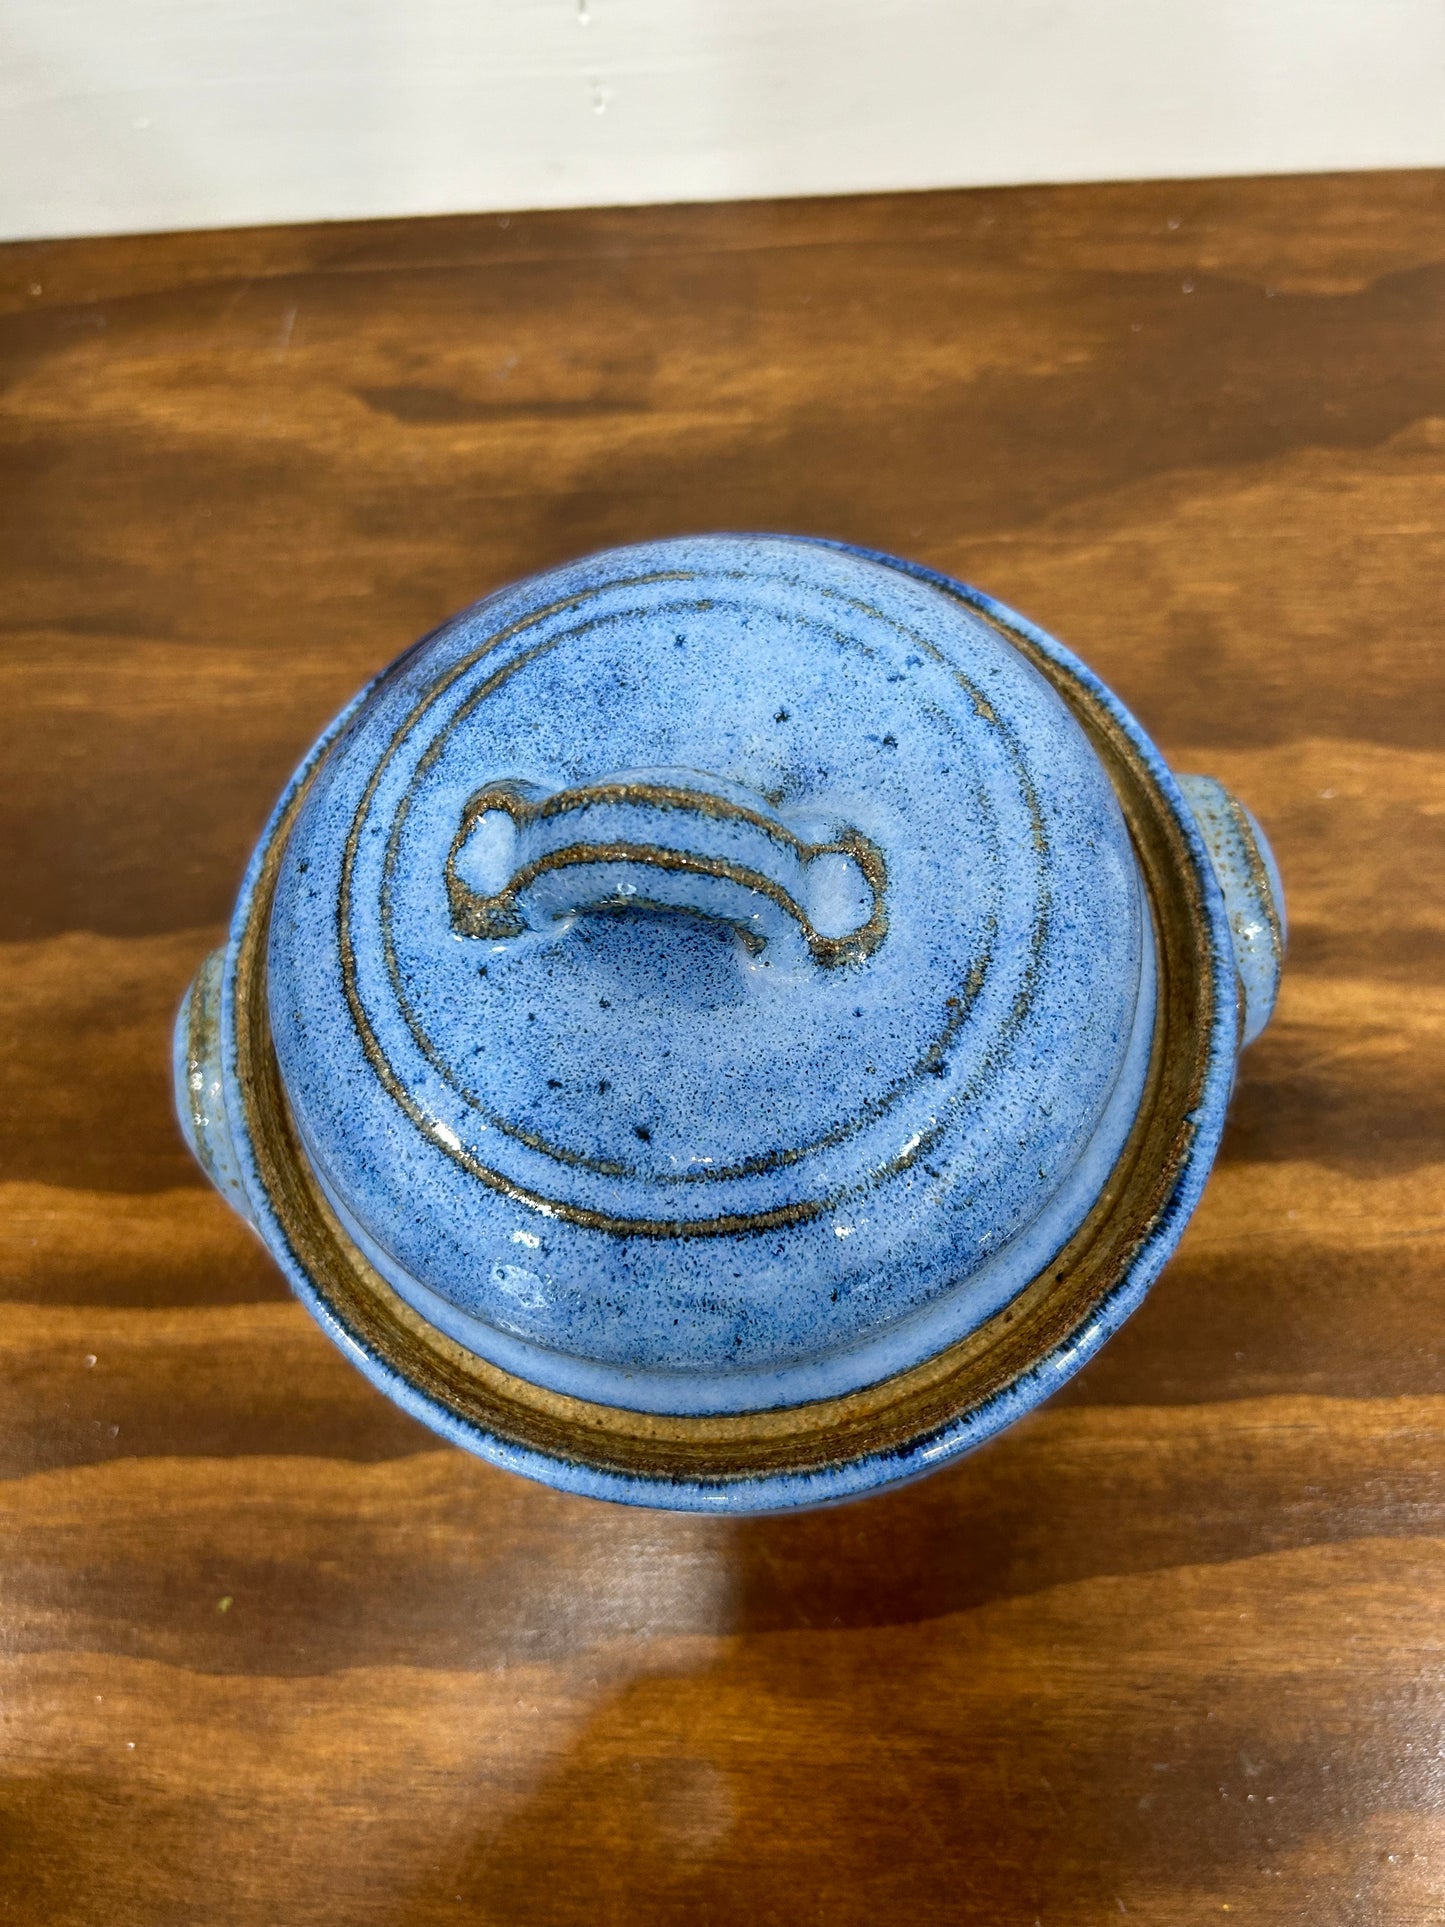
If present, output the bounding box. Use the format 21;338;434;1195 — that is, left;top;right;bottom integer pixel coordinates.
444;769;888;968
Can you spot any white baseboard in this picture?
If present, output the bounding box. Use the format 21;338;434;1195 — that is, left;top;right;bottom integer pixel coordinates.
3;0;1442;242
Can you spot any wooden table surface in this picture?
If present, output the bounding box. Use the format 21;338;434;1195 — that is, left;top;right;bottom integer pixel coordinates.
2;169;1443;1925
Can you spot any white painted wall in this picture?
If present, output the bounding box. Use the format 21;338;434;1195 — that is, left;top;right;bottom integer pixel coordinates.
3;0;1443;241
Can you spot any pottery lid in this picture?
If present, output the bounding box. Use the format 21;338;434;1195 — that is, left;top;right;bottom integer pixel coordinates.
266;535;1151;1416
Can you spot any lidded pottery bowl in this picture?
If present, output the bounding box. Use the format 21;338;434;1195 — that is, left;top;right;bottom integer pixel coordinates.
176;535;1284;1510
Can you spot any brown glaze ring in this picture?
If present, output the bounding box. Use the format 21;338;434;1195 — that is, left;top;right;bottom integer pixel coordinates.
230;607;1214;1489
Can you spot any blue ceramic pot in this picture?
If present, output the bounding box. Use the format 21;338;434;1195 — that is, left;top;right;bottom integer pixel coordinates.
176;536;1284;1511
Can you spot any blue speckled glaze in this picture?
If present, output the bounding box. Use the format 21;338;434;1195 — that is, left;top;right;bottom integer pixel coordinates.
1175;774;1286;1047
265;537;1147;1414
176;533;1283;1512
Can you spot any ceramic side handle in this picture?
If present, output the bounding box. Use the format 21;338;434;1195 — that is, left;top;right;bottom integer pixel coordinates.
445;772;888;966
172;946;255;1226
1177;775;1286;1048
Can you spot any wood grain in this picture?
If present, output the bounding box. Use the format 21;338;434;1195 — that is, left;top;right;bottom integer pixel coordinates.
1;170;1443;1924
